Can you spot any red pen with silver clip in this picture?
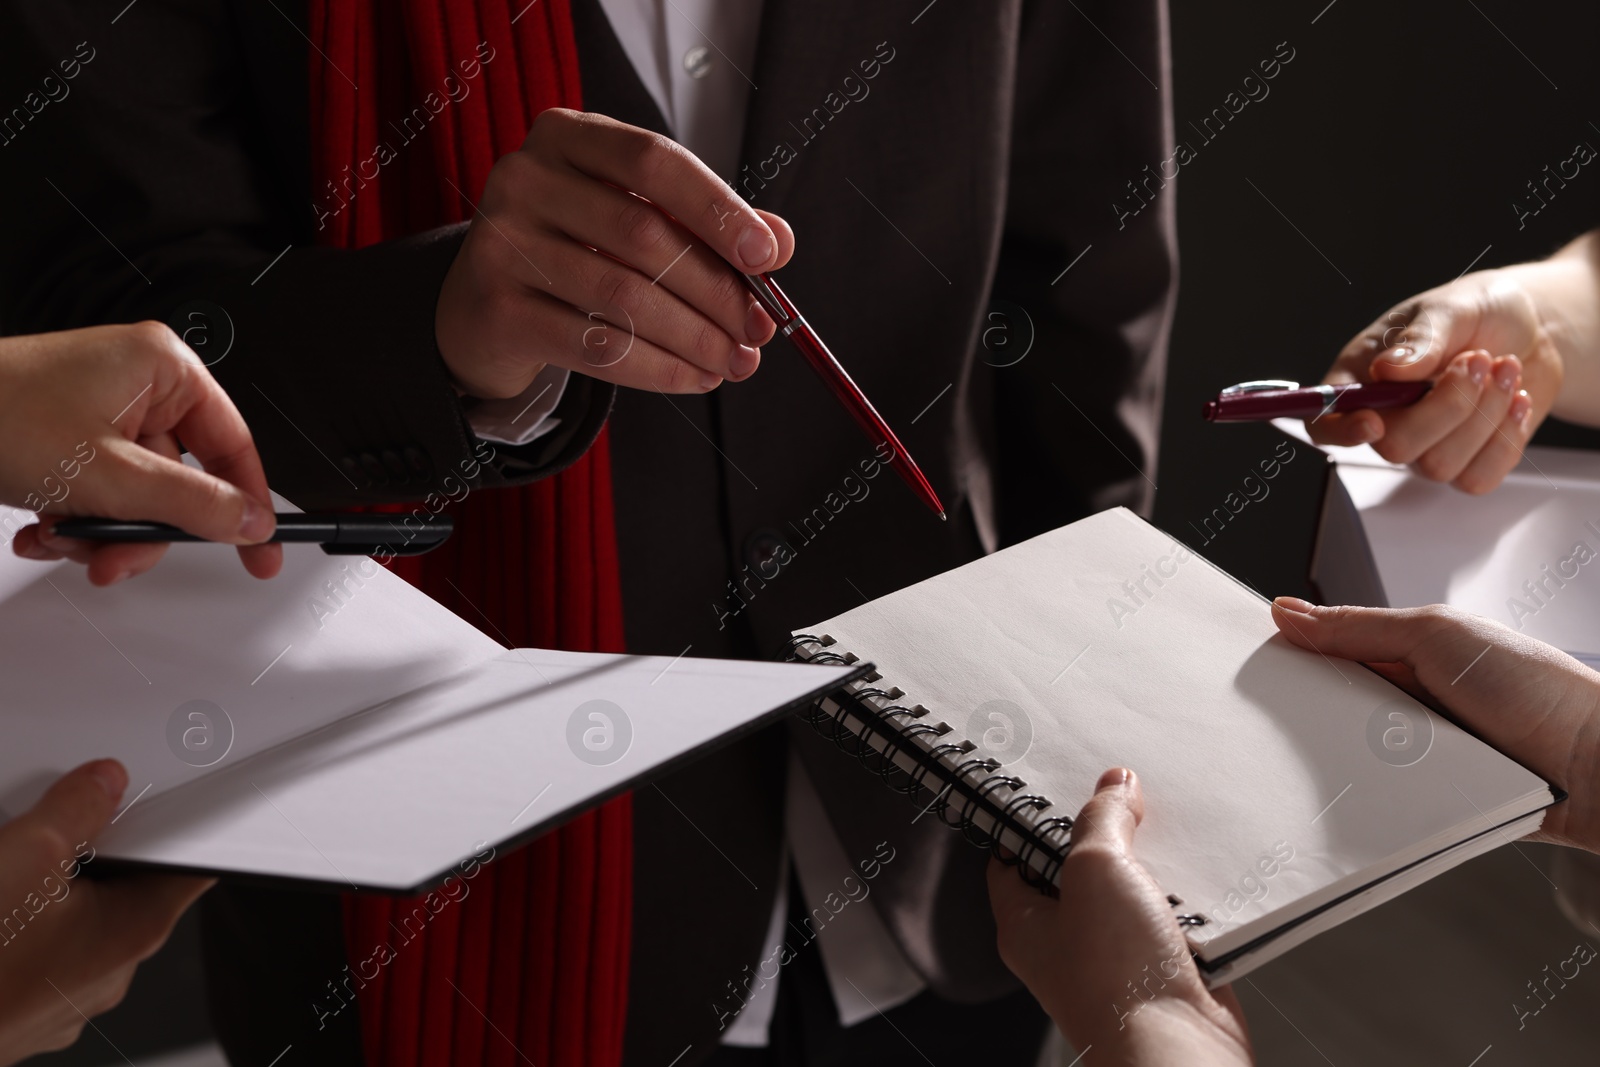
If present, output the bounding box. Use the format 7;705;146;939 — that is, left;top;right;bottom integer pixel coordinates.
1202;379;1432;422
742;272;946;520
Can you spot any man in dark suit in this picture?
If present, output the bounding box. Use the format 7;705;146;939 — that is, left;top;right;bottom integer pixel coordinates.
0;1;1175;1064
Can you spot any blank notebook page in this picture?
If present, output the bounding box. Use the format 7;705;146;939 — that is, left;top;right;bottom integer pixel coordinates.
811;508;1551;959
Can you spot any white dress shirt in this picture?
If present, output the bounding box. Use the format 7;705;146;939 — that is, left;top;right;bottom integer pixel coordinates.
595;0;929;1046
466;363;569;446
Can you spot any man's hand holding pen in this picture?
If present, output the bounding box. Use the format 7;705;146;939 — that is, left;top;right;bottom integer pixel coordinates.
435;109;795;399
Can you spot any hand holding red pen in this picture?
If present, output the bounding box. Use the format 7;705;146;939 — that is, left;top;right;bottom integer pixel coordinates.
1307;269;1557;493
437;110;796;399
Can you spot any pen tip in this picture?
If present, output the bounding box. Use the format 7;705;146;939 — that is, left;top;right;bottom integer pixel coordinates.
938;511;947;522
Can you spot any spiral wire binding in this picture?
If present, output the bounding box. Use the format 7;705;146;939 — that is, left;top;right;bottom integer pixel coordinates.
960;772;1026;850
787;633;1076;893
941;755;1003;834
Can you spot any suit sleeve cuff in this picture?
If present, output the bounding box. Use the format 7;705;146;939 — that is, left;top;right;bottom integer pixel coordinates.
464;365;570;446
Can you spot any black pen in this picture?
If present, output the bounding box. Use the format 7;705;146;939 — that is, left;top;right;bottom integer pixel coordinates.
51;513;454;556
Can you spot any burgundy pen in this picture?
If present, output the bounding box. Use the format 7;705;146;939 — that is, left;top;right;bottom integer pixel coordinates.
1202;379;1433;422
742;272;946;520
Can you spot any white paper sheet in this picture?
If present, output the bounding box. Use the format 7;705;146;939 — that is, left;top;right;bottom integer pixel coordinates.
0;506;859;889
98;650;856;889
0;504;499;820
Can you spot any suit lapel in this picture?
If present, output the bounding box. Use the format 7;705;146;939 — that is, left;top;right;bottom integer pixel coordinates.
735;0;906;214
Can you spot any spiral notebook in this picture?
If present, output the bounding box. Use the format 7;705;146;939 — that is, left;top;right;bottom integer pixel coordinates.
791;508;1557;982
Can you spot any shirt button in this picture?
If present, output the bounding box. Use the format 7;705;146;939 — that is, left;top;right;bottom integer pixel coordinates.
683;44;713;79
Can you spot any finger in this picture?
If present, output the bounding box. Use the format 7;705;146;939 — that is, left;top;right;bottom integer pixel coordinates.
986;853;1050;921
754;210;795;265
525;224;762;381
124;411;279;576
1316;293;1485;461
134;428;183;463
15;521;79;562
85;543;172;586
1305;408;1385;448
1270;597;1450;668
28;521;127;572
60;434;183;584
82;435;274;548
1451;333;1558;494
1363;297;1480;384
17;760;127;849
1453;388;1535;495
235;542;284;580
1069;768;1145;855
538;110;790;272
163;365;277;539
535;171;776;351
1369;353;1490;466
1409;352;1507;483
479;287;727;394
1211;984;1252;1035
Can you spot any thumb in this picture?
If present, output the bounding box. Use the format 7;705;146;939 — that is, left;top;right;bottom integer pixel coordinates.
753;209;795;269
18;759;127;851
1069;767;1145;855
1270;597;1448;667
1366;299;1476;383
90;437;275;545
1313;299;1474;447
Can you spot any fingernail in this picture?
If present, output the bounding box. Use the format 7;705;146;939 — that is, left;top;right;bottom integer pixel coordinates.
729;345;760;380
1356;420;1382;444
37;526;81;551
1493;361;1519;392
1467;353;1489;385
1389;346;1421;365
15;540;53;560
239;497;274;543
1096;767;1133;792
745;301;774;344
1273;595;1318;615
737;226;775;270
107;568;131;585
1510;389;1532;428
87;759;128;802
699;371;723;392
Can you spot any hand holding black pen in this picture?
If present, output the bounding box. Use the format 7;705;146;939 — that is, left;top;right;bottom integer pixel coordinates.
50;513;454;557
1;322;282;586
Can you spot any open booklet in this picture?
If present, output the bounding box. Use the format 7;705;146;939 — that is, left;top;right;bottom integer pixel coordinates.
0;504;862;892
790;508;1557;984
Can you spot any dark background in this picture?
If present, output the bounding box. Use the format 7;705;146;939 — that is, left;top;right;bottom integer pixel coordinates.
28;0;1600;1063
1152;0;1600;599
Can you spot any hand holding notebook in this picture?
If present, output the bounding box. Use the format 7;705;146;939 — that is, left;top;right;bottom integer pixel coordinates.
1267;597;1600;854
988;595;1600;1061
987;768;1254;1065
791;508;1560;984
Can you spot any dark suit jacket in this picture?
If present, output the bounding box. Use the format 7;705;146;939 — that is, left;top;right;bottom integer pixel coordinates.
0;1;611;505
0;2;1176;1065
